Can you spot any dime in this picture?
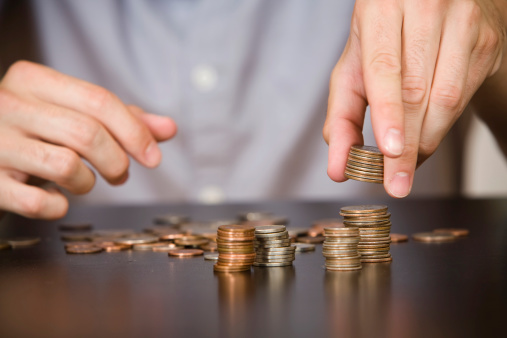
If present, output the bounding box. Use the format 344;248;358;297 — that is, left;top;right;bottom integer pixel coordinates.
255;225;286;234
58;222;93;232
433;228;469;237
133;242;171;251
390;233;408;243
152;243;179;252
297;236;325;244
115;235;158;245
293;243;315;252
66;245;103;254
412;232;456;243
340;205;388;215
168;249;204;257
204;253;219;261
7;237;41;248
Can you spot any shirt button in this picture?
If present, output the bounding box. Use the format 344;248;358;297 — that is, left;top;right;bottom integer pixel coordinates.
191;64;218;92
198;185;225;204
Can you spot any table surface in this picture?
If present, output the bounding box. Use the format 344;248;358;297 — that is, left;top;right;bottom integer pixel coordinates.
0;198;506;338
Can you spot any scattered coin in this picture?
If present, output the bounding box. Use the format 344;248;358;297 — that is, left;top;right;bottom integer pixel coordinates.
7;237;41;248
433;228;469;237
115;235;158;245
99;243;130;252
58;223;93;232
152;243;179;252
204;252;219;261
412;232;457;243
390;233;408;243
154;214;190;226
168;249;204;257
200;242;218;252
293;243;316;252
0;241;11;250
133;242;172;251
66;244;103;254
297;236;325;244
174;236;209;248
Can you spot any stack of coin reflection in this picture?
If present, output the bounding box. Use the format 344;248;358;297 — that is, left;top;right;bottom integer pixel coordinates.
340;205;392;263
214;225;256;272
345;145;384;184
253;225;295;267
322;227;362;271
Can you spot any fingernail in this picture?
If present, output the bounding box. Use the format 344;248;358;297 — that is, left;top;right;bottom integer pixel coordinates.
388;172;411;198
144;142;161;166
384;128;404;156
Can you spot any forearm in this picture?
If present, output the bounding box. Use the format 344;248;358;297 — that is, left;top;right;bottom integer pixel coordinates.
471;0;507;157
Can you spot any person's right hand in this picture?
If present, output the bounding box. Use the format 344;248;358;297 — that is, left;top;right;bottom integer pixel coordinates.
0;61;177;219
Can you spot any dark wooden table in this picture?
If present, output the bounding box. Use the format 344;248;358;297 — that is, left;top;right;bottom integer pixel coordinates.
0;198;506;338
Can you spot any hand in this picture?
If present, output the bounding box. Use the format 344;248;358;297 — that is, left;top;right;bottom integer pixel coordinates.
0;61;177;219
324;0;506;197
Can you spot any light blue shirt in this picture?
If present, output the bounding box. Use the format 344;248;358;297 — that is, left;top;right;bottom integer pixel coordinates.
31;0;457;204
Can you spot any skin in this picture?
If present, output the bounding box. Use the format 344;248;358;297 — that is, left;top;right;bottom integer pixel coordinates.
0;61;177;219
324;0;507;198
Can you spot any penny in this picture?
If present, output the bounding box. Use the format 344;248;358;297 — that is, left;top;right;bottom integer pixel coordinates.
213;264;251;272
64;241;92;248
7;237;41;248
200;242;218;252
390;233;409;243
361;257;393;263
174;236;209;247
66;245;103;254
100;243;130;252
159;233;185;241
412;232;457;243
0;241;11;250
168;249;204;257
433;228;469;237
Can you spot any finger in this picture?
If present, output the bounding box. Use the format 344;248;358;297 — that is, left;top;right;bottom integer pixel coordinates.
0;91;129;184
0;171;68;219
418;3;480;166
2;62;162;168
383;0;444;197
358;0;405;158
0;132;96;194
324;36;367;182
127;105;178;142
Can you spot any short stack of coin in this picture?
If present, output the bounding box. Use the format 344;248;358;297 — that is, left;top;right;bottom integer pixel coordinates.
345;145;384;184
322;227;362;271
214;225;256;272
253;225;295;267
340;205;392;263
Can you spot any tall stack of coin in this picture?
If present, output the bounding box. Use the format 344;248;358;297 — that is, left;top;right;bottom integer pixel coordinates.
214;225;256;272
322;227;362;271
253;225;295;267
345;145;384;184
340;205;392;263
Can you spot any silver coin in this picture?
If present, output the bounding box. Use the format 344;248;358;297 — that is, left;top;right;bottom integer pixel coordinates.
293;243;315;252
204;252;219;261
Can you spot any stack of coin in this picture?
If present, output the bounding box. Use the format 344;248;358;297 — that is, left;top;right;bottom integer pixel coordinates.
345;145;384;184
253;225;295;267
340;205;392;263
322;227;362;271
214;225;256;272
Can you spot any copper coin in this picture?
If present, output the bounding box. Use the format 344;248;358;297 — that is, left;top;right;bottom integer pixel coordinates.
200;242;218;252
168;249;204;257
100;243;130;252
64;241;92;248
350;145;383;156
390;233;408;243
218;224;255;232
361;257;393;263
58;222;93;232
115;235;159;245
174;236;209;247
159;233;185;241
213;264;251;272
433;228;469;237
412;232;456;243
0;241;11;250
66;245;103;254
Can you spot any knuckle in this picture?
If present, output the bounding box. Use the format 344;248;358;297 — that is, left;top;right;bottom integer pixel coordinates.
369;50;401;75
17;189;45;218
51;148;81;183
85;86;116;112
430;84;462;111
418;140;438;159
476;27;501;55
402;74;428;108
70;116;103;150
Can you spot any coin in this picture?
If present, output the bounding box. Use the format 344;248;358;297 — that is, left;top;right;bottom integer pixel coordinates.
204;252;219;261
168;249;204;257
174;236;209;247
200;242;218;252
0;241;11;250
350;145;383;156
213;264;251;272
340;205;388;215
66;245;103;254
390;233;408;243
115;235;158;245
152;243;179;252
255;225;286;234
433;228;469;237
253;262;293;267
293;243;315;252
7;237;41;248
154;214;190;226
99;243;130;252
133;242;170;251
412;232;457;243
58;222;93;232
